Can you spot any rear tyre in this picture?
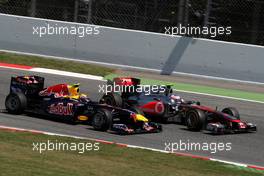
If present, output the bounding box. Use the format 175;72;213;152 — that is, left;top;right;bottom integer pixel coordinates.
222;107;240;120
100;93;123;107
5;93;27;114
92;109;112;131
160;104;170;123
186;109;206;131
165;87;173;96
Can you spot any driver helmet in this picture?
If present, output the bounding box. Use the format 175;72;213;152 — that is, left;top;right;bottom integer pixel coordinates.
170;94;184;103
67;83;80;96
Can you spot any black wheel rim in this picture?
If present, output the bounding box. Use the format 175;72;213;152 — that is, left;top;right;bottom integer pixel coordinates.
105;97;113;106
188;112;197;128
224;109;232;116
8;96;19;111
93;113;105;128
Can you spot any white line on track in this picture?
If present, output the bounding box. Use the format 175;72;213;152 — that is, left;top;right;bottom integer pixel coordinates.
31;68;104;81
210;158;248;167
174;89;264;104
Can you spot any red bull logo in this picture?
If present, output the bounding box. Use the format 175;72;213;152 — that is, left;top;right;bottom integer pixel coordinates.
49;103;73;116
39;84;69;97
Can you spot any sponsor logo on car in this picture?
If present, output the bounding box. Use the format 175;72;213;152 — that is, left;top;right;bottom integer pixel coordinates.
239;122;246;129
155;102;165;114
48;103;73;116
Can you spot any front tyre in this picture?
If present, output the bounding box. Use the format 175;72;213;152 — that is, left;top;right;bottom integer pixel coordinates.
186;109;206;131
5;93;27;114
92;109;112;131
222;107;240;120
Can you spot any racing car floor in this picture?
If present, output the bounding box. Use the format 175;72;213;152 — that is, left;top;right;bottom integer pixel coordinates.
0;68;263;166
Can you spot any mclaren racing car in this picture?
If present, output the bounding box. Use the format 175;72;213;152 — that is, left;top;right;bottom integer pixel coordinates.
100;77;257;134
4;75;161;134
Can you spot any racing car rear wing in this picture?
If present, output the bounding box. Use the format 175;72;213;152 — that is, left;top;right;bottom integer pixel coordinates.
112;77;141;86
10;75;44;96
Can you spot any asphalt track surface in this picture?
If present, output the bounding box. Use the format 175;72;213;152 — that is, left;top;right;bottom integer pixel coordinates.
0;67;263;166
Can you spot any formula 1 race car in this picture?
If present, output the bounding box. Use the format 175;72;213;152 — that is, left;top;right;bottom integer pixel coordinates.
5;76;162;134
100;77;257;134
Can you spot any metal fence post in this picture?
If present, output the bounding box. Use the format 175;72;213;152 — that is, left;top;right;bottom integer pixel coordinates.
251;2;261;44
203;0;211;27
183;0;189;26
87;0;92;23
29;0;36;17
177;0;185;26
74;0;79;22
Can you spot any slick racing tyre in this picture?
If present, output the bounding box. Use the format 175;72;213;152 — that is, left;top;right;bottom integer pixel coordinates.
5;92;27;114
186;109;206;131
100;93;123;107
222;107;240;120
92;109;112;131
165;86;173;96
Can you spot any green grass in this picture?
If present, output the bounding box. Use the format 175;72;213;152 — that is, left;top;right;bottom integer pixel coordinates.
0;52;114;76
0;130;263;176
105;74;264;103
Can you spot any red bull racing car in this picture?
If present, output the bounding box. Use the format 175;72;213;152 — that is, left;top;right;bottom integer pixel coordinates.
100;77;257;134
4;76;162;134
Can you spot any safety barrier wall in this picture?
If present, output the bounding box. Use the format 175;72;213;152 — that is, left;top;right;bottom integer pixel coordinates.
0;14;264;82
